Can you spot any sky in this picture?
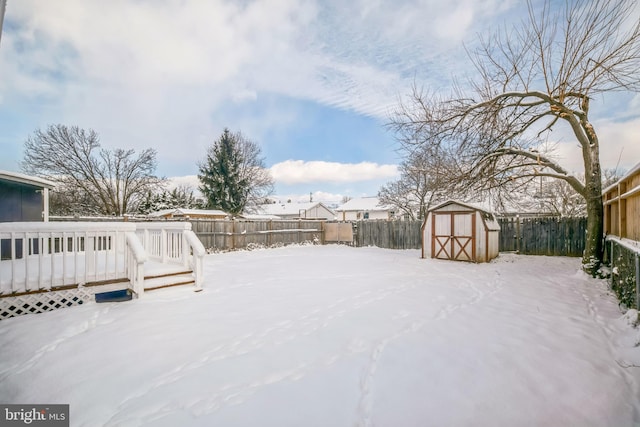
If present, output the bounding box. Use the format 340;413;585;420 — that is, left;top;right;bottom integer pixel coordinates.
1;0;639;204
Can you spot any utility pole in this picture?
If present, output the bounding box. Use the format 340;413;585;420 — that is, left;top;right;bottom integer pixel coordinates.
0;0;6;47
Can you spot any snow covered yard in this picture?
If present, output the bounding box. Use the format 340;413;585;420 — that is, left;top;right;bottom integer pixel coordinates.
1;245;639;427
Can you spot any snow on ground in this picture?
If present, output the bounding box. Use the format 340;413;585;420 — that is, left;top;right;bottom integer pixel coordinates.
1;245;639;427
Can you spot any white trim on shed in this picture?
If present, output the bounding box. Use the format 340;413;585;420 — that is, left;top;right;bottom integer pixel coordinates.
421;200;500;263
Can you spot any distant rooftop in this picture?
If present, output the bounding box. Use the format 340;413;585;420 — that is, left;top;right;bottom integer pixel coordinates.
335;197;392;212
148;208;228;217
255;202;332;216
0;170;56;189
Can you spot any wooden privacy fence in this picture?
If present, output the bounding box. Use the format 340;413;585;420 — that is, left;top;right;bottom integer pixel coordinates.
351;217;587;256
603;162;640;241
354;220;422;249
602;163;640;309
50;216;587;256
498;217;587;257
189;219;324;251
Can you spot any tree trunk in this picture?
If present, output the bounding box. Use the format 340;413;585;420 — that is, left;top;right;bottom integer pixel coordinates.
582;150;604;275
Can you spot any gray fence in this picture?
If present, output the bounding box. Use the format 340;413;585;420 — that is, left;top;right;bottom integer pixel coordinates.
606;238;640;310
53;216;589;257
354;220;422;249
498;217;587;257
352;217;588;257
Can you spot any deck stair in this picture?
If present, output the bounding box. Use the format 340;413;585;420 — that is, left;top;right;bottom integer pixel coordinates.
143;270;195;291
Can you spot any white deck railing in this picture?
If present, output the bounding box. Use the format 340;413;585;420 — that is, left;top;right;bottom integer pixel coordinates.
0;221;206;296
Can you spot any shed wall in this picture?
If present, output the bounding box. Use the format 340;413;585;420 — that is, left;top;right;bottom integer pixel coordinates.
422;207;499;263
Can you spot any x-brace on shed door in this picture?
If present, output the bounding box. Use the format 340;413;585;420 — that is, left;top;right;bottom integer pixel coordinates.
432;212;476;261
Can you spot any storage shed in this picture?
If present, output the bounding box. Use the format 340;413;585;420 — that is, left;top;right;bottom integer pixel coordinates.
422;200;500;263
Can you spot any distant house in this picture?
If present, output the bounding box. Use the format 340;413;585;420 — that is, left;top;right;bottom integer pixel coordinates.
0;170;55;222
253;202;336;220
334;197;395;221
148;208;229;220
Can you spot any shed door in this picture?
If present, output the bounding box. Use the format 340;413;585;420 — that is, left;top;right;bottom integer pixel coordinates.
432;212;475;261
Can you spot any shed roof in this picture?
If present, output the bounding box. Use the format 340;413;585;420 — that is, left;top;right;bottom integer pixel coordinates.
0;170;56;189
429;200;494;214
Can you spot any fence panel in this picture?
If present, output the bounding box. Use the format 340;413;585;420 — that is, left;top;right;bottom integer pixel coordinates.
497;217;586;257
606;237;640;310
324;222;354;243
355;220;422;250
188;219;323;251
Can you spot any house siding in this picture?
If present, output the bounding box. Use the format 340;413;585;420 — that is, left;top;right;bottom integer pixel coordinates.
0;179;43;222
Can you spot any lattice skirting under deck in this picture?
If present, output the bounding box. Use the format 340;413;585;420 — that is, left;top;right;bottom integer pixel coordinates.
0;287;114;320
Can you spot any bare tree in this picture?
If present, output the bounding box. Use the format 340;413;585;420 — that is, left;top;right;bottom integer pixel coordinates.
515;178;586;217
23;124;163;216
379;144;461;220
392;0;640;274
0;0;7;48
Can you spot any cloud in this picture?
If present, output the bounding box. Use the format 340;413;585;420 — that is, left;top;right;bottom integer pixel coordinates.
166;169;391;205
1;0;515;129
546;115;640;177
270;191;346;205
166;175;200;191
270;160;398;184
0;0;566;196
167;159;399;192
593;117;640;173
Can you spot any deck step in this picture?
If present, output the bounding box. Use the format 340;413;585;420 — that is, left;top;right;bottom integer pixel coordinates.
144;272;195;291
144;270;193;280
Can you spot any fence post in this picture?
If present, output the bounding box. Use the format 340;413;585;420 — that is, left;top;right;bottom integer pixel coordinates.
232;219;236;250
515;215;520;254
635;253;639;310
610;240;615;289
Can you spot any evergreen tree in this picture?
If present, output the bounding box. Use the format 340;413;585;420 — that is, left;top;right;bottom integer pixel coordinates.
198;129;273;215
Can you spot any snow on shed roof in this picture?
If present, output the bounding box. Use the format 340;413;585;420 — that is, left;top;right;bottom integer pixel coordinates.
429;200;495;214
0;170;56;189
